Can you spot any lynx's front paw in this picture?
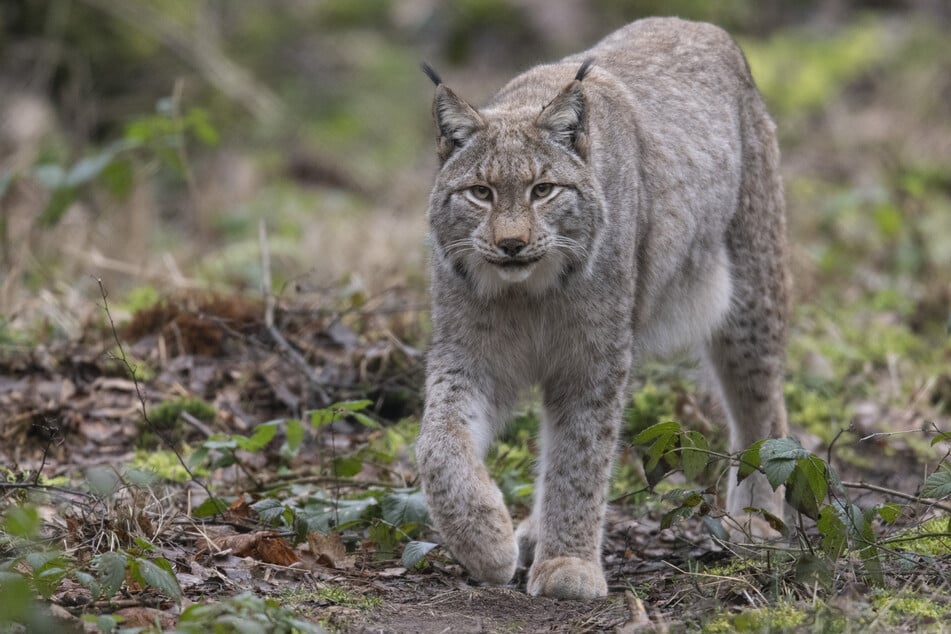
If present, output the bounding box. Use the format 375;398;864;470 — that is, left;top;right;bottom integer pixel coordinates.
527;557;607;599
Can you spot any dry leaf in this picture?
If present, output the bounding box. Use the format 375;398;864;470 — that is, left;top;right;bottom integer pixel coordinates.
307;532;356;569
113;607;176;629
213;531;299;566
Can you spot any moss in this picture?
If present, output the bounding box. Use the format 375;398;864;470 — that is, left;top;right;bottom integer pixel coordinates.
892;517;951;556
131;449;206;482
873;591;950;624
704;603;807;633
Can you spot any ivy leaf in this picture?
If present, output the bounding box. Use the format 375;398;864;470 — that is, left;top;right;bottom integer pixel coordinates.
401;541;438;568
921;469;951;499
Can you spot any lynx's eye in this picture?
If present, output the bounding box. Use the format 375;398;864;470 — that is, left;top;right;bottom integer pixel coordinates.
469;185;493;201
531;182;555;200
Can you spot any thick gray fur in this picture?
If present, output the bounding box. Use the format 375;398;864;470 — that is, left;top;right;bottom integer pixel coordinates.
417;17;789;599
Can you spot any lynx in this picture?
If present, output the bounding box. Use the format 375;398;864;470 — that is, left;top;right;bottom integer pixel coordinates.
416;17;789;600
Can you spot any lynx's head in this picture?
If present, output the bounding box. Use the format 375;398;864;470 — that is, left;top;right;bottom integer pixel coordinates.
424;61;605;298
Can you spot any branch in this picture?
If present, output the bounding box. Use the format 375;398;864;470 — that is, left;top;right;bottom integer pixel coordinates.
96;277;218;507
841;480;951;514
77;0;284;123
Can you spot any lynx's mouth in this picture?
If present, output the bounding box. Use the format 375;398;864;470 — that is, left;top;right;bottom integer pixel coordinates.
492;256;542;282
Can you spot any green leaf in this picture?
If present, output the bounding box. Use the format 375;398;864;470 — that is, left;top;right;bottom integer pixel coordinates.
352;412;381;429
931;431;951;447
401;541;438;568
332;456;363;478
39;186;77;226
921;469;951;499
794;552;833;590
762;457;797;490
633;421;680;474
631;421;681;445
235;422;279;452
66;151;116;187
817;505;847;560
122;467;160;488
34;164;66;188
94;552;128;598
284;418;305;453
737;439;764;482
309;407;339;428
381;490;429;528
681;431;709;481
785;455;828;519
877;502;902;524
86;465;121;498
192;497;228;518
100;158;135;200
4;505;41;539
660;505;694;529
131;557;181;603
74;571;101;600
251;498;287;525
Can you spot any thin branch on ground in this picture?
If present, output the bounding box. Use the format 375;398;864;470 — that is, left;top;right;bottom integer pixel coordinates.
841;479;951;514
96;277;217;506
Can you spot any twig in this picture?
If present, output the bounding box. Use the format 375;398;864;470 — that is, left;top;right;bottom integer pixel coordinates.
258;220;330;405
96;277;218;507
77;0;284;123
841;480;951;514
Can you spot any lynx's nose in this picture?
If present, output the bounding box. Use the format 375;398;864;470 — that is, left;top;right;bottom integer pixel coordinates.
496;238;527;257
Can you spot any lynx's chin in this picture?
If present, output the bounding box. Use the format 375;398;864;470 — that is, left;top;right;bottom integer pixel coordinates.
495;262;536;283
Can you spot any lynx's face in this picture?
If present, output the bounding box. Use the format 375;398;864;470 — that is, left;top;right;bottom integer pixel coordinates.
425;63;603;297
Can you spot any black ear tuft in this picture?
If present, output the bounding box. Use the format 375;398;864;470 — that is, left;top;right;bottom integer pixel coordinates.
574;58;595;82
420;62;442;86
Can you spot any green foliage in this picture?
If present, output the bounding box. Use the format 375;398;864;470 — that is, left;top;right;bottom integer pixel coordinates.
174;592;326;633
630;421;951;588
150;397;216;430
742;19;887;120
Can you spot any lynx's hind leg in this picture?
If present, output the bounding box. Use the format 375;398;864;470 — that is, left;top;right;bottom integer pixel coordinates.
708;94;790;539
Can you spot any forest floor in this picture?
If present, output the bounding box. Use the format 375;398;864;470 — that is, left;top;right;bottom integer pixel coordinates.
2;283;950;633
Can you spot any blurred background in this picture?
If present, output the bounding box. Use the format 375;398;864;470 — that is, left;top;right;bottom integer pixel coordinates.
1;0;950;345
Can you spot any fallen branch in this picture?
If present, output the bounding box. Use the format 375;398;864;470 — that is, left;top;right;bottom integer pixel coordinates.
841;480;951;514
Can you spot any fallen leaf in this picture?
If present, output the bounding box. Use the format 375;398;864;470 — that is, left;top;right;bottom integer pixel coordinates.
212;531;299;566
113;606;176;629
307;532;356;569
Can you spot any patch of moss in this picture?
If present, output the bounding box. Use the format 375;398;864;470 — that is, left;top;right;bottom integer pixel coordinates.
703;603;807;633
892;517;951;556
149;397;215;429
131;449;206;482
872;590;950;624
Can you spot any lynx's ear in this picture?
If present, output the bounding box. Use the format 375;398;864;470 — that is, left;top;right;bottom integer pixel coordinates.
536;59;593;160
422;63;485;163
